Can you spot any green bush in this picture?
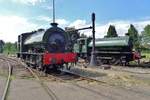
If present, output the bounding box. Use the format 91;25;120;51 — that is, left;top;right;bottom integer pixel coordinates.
3;42;18;55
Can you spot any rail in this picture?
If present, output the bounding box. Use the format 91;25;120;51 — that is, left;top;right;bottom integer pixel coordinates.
1;60;12;100
60;69;106;84
21;61;59;100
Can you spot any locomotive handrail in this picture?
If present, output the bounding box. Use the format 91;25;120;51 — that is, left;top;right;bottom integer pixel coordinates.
17;52;44;55
95;51;133;54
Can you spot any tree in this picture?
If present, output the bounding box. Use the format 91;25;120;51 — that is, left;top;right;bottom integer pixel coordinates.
127;24;140;50
143;25;150;36
105;25;118;38
3;42;18;55
141;25;150;48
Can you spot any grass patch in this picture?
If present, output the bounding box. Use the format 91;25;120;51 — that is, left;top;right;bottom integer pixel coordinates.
0;71;8;77
142;52;150;60
19;76;35;80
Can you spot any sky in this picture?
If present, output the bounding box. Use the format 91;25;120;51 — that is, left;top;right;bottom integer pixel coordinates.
0;0;150;42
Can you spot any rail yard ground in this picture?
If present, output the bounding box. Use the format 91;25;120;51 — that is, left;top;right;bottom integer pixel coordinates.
0;55;150;100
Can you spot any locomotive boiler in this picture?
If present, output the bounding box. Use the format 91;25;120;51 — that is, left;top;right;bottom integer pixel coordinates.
17;23;77;72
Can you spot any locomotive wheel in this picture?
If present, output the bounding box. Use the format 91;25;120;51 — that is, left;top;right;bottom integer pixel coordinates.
67;63;71;70
109;57;120;65
37;65;46;77
120;56;127;66
42;66;48;76
36;62;42;71
52;65;60;73
29;56;33;68
113;57;121;65
137;59;140;66
36;56;43;71
64;63;69;70
65;63;73;70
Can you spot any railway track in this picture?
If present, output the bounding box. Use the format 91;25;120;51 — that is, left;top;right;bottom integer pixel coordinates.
21;62;59;100
32;68;114;98
78;61;150;75
18;59;112;97
10;57;150;98
59;69;106;84
1;58;13;100
1;56;150;100
111;66;150;74
0;56;60;100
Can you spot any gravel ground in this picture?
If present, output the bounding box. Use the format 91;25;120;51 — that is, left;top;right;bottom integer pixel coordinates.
0;55;9;98
85;83;150;100
1;55;150;100
45;82;110;100
70;65;150;94
111;66;150;74
45;81;150;100
7;79;52;100
0;55;53;100
0;76;6;98
0;58;9;76
6;78;150;100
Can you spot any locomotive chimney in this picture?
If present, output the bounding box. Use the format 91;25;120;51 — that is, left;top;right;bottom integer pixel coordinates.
51;23;58;27
50;0;58;27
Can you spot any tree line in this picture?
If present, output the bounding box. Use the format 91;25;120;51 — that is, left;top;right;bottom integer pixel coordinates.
3;42;17;55
104;24;150;51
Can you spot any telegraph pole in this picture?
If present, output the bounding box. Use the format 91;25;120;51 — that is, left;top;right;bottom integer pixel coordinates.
90;13;97;66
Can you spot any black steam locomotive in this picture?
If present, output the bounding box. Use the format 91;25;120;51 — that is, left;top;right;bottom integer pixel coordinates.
17;23;77;72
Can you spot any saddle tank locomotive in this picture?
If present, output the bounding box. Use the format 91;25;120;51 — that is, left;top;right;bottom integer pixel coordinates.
17;23;77;72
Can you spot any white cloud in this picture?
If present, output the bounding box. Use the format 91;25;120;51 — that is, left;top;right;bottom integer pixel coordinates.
56;19;69;26
105;20;150;37
37;16;52;22
0;14;150;43
42;5;53;10
69;19;87;28
134;20;150;32
0;15;39;42
68;19;92;36
12;0;45;5
0;15;69;42
68;19;150;38
37;16;69;27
